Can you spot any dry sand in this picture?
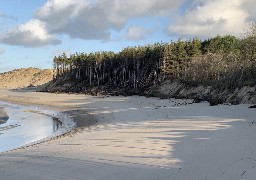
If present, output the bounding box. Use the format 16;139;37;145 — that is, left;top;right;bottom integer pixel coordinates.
0;88;256;180
0;68;53;89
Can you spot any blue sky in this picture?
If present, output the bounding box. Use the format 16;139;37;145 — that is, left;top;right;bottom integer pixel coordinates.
0;0;255;72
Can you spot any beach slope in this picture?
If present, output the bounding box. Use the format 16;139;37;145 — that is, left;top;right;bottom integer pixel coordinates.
0;89;256;180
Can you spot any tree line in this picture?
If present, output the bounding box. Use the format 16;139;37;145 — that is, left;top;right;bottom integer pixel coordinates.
51;23;256;94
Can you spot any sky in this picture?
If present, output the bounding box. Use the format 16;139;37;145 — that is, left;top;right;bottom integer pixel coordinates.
0;0;255;72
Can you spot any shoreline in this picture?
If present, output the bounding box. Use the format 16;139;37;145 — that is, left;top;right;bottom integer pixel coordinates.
0;107;8;125
0;89;98;153
0;101;75;153
0;88;256;179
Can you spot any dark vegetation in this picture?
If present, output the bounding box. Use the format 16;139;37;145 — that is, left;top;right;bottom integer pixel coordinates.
42;23;256;104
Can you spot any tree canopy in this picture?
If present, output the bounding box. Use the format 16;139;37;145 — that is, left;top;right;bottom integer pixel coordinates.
51;23;256;94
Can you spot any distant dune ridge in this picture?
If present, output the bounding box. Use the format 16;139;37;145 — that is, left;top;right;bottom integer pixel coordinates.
0;68;54;89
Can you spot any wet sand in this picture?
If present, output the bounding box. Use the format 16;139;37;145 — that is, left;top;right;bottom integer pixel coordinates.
0;107;8;125
0;102;67;153
0;88;256;180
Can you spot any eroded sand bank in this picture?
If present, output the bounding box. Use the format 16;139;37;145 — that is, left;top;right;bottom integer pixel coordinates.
0;89;255;180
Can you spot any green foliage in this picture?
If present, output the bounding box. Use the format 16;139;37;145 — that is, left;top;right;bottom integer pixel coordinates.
51;23;256;93
202;35;240;54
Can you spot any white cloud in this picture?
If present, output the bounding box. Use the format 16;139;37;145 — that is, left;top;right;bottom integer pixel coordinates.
168;0;253;38
0;19;60;47
242;0;256;22
1;0;255;47
104;0;184;24
125;26;155;41
1;0;184;46
35;0;84;32
126;26;146;41
0;0;185;47
33;0;184;40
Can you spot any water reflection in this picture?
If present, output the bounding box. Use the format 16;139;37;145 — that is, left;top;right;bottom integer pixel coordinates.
0;102;63;153
53;117;62;132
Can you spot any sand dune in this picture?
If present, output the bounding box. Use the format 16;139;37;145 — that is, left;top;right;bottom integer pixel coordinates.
0;68;53;89
0;89;256;180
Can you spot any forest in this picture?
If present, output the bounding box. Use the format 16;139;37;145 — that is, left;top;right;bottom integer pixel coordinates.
47;23;256;97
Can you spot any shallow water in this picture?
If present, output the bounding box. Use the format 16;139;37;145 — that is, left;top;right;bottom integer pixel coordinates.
0;102;62;153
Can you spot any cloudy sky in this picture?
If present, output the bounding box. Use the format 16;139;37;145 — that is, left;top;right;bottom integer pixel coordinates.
0;0;255;72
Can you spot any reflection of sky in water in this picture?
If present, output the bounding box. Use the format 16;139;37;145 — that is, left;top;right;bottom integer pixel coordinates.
0;102;62;153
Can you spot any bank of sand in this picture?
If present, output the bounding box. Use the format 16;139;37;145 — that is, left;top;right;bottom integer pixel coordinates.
0;88;256;180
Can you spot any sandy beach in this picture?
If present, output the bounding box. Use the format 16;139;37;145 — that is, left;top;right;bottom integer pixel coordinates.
0;88;256;180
